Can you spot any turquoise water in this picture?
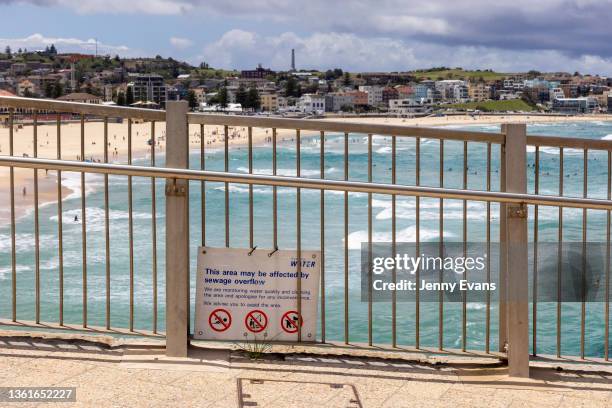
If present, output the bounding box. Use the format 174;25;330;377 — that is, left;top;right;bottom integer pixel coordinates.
1;120;612;357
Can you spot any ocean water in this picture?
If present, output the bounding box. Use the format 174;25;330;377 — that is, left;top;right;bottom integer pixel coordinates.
1;120;612;357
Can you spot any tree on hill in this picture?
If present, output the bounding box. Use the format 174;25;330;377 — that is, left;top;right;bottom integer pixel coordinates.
126;87;134;105
52;83;64;98
116;91;126;106
235;84;248;107
343;72;351;86
187;90;198;110
217;86;228;108
4;46;11;57
285;76;297;97
246;87;260;111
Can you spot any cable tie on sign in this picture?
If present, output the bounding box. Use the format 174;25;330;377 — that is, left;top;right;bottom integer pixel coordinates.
248;246;257;256
268;247;279;257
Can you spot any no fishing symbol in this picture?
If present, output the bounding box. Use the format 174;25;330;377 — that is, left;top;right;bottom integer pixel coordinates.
245;309;268;333
208;308;232;332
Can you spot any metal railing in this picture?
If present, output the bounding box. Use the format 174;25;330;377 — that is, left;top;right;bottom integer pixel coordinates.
1;96;612;378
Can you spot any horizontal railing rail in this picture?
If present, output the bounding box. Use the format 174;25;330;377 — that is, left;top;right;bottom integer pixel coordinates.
1;156;612;211
0;96;165;121
187;112;505;143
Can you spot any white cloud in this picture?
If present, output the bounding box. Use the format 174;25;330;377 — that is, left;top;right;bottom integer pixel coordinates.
199;29;612;75
3;1;612;71
0;0;194;15
0;33;131;55
170;37;193;49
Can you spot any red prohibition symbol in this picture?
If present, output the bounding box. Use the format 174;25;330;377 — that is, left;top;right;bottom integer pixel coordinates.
245;309;268;333
208;308;232;332
281;311;303;333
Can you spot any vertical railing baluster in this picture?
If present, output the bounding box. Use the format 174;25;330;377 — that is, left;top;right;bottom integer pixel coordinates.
462;140;468;352
128;118;134;331
344;132;349;344
296;129;302;342
248;127;253;249
104;117;110;330
532;146;540;356
439;139;444;350
581;149;587;359
485;142;491;354
57;113;64;326
224;125;229;248
415;136;421;349
391;135;397;348
33;112;40;324
9;109;16;322
80;114;87;328
273;128;278;251
151;121;158;333
201;123;206;246
320;131;326;343
557;148;564;358
606;150;611;361
368;133;373;346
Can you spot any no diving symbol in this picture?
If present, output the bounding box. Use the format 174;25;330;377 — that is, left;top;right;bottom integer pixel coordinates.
281;311;302;334
208;308;232;332
245;310;268;333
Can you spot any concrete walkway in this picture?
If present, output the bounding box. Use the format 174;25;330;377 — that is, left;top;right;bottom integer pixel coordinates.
0;333;611;407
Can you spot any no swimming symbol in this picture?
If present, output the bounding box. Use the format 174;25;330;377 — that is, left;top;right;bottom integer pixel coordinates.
208;308;232;332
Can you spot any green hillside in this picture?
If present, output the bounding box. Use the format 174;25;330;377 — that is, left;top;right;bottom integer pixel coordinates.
411;68;509;81
442;99;535;112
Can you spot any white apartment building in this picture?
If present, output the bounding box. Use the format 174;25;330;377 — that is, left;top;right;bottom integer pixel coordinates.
550;88;565;100
297;94;325;114
358;85;383;107
435;80;468;102
388;99;430;116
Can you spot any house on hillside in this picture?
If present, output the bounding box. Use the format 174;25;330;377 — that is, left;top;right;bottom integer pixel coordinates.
57;92;102;104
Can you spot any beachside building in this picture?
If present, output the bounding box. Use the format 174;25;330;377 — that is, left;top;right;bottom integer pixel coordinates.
435;80;466;100
128;74;167;107
358;85;383;107
341;90;368;107
608;94;612;113
260;93;278;112
241;65;274;79
552;97;599;114
325;93;354;112
388;98;430;116
382;87;399;104
297;94;325;114
560;83;579;98
550;88;565;100
56;92;102;104
395;85;413;100
468;82;490;101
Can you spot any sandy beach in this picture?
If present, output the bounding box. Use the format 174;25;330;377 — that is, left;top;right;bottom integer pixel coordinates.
0;113;611;223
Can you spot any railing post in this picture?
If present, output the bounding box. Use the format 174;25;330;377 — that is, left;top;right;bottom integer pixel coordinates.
501;123;529;377
165;101;190;357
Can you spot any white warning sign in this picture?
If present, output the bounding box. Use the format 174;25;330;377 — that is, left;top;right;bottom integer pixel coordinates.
194;247;321;342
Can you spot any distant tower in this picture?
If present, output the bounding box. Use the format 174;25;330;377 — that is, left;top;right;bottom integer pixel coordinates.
291;49;295;71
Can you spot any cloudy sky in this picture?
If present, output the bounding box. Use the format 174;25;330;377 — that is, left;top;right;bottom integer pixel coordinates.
1;0;612;74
